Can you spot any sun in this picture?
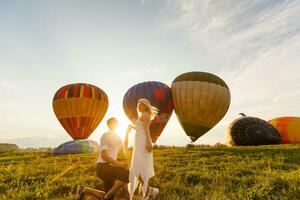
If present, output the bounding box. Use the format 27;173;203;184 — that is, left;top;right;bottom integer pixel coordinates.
116;116;133;142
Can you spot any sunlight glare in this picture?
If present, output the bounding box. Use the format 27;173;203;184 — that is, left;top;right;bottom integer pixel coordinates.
116;116;134;145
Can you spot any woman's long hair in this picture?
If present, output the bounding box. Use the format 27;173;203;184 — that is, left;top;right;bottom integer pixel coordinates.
137;98;159;120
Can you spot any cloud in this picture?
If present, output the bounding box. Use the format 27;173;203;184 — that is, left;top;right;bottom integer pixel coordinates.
1;134;68;148
0;81;21;112
163;0;300;71
163;0;300;116
224;35;300;118
0;81;20;97
140;0;152;4
123;65;170;82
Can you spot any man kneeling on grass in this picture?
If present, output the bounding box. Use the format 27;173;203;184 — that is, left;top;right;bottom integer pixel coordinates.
75;117;158;200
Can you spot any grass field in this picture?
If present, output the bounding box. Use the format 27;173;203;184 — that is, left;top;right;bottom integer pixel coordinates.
0;145;299;200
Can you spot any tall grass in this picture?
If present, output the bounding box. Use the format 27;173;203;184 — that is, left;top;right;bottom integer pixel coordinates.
0;145;299;200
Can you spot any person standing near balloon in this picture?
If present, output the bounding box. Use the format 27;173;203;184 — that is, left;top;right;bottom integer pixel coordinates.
126;98;159;200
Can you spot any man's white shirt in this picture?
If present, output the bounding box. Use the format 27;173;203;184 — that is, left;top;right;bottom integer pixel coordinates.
97;131;123;164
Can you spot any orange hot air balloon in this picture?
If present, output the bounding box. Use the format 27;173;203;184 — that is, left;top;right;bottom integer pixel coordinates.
269;117;300;144
53;83;108;140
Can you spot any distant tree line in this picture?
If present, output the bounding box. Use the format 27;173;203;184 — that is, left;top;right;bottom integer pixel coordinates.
153;145;178;149
0;143;53;153
0;143;19;152
185;143;227;149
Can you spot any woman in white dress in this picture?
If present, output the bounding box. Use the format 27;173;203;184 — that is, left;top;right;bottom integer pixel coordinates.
124;98;159;200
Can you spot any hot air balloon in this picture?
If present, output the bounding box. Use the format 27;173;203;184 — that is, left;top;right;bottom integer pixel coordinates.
123;81;173;143
269;117;300;144
171;71;231;142
226;116;281;146
53;83;109;140
53;140;100;155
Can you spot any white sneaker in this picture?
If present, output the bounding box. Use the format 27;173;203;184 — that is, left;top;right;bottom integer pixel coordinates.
75;185;84;200
151;187;159;200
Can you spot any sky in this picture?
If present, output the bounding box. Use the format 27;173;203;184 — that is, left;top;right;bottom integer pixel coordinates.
0;0;299;148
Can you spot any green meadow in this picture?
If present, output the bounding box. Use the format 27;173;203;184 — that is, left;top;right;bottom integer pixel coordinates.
1;145;299;200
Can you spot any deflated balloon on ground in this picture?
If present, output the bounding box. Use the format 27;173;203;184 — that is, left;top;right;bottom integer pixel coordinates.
171;71;231;142
53;140;100;155
227;116;281;146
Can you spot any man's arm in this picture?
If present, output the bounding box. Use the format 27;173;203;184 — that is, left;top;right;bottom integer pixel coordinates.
130;124;136;130
101;150;127;168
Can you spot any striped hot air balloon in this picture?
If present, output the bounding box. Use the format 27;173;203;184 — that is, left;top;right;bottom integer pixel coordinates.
123;81;173;143
269;117;300;144
53;83;108;140
171;72;231;142
226;116;281;146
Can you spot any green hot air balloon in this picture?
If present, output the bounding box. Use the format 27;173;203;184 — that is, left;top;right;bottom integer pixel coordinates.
171;71;231;142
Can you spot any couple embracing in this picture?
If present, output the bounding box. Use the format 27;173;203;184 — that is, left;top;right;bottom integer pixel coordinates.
76;98;159;200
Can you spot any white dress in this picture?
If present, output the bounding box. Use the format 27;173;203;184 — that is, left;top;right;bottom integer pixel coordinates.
128;118;154;199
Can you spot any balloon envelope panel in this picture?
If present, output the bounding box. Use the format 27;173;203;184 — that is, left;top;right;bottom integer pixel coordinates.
53;83;108;140
269;117;300;144
123;81;173;143
227;117;281;146
53;140;100;155
171;72;231;142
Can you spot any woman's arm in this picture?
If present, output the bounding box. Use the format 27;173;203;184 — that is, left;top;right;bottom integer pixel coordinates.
123;125;132;151
141;113;153;153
